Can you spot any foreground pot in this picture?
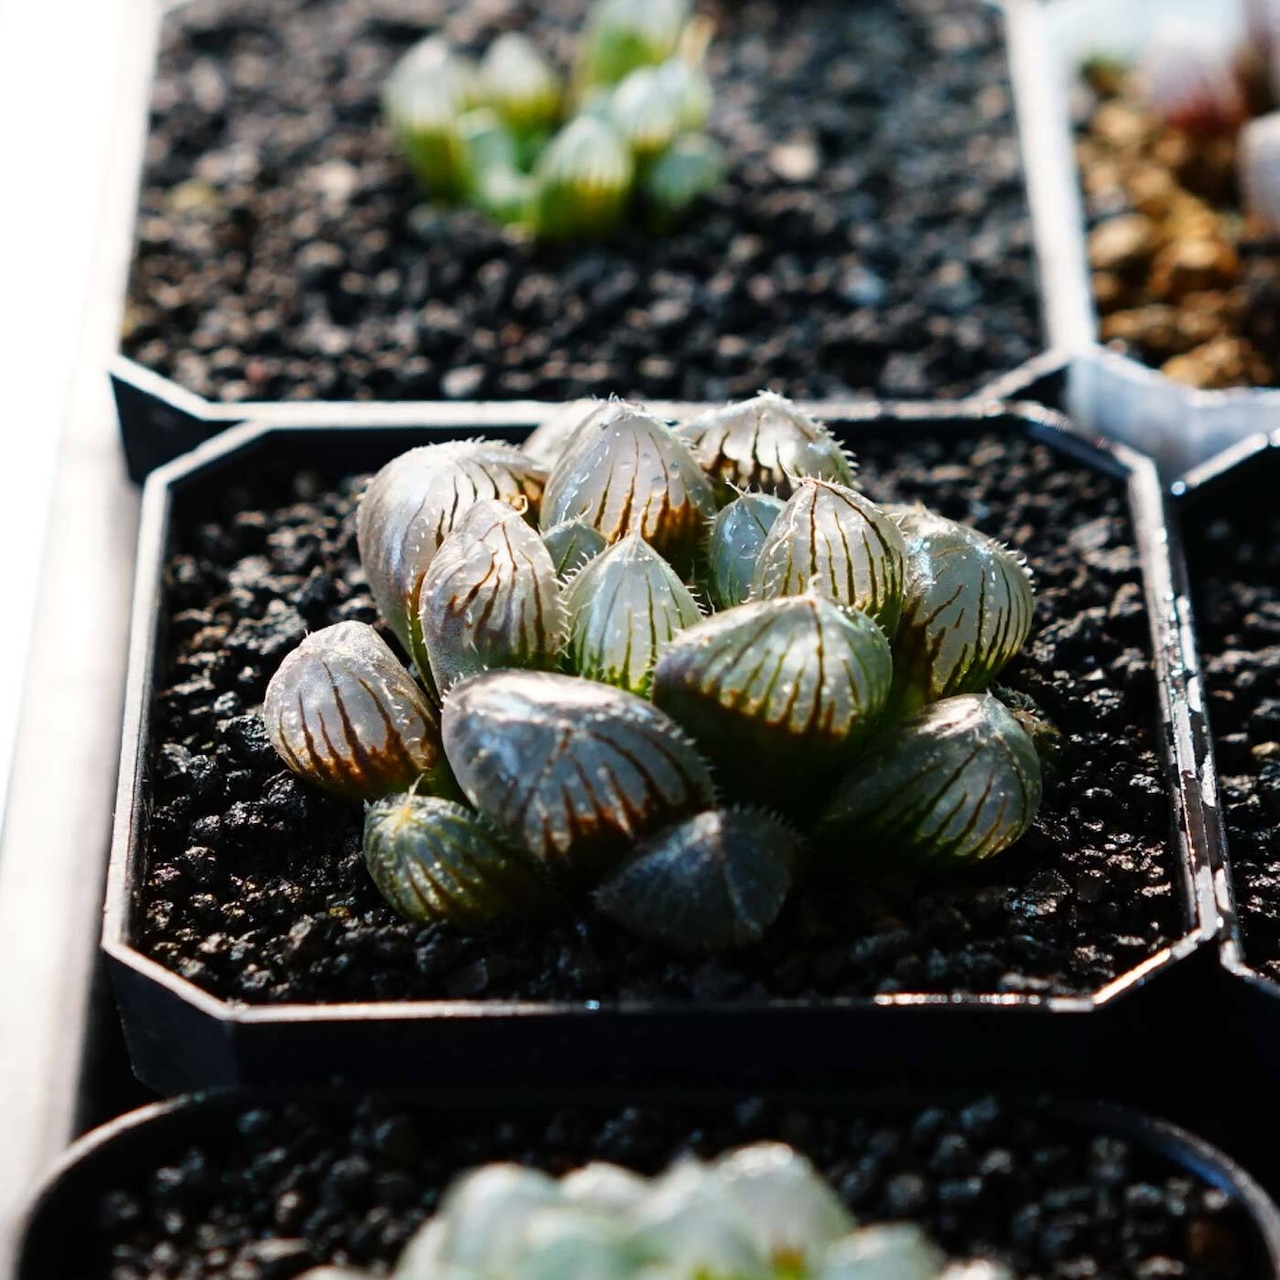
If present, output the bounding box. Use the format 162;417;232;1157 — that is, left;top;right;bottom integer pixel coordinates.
19;1086;1280;1279
104;401;1216;1095
1006;0;1280;483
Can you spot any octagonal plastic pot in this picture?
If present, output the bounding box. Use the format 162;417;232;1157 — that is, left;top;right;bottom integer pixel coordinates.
112;0;1051;482
18;1085;1280;1280
1171;431;1280;1143
1006;0;1280;483
104;400;1217;1096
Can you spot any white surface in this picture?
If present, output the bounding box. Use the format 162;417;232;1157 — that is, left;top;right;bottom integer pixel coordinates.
0;0;151;1271
1013;0;1280;480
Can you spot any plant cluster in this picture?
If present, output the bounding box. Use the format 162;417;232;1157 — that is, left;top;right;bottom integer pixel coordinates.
263;394;1050;955
292;1141;1006;1280
382;0;725;238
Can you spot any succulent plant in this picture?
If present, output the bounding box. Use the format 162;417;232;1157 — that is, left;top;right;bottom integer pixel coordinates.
356;440;545;675
575;0;692;92
441;670;715;876
313;1143;999;1280
887;506;1035;714
678;392;856;501
531;114;635;238
611;65;683;162
522;400;607;471
460;109;535;226
751;479;907;637
820;693;1043;868
363;792;552;925
382;36;476;200
651;595;892;807
704;492;786;610
645;132;726;227
594;808;796;951
563;534;701;695
385;0;723;239
418;498;564;694
656;46;713;131
476;32;563;138
541;402;717;571
263;622;454;803
1136;19;1249;135
542;519;610;578
1241;110;1280;235
265;394;1052;956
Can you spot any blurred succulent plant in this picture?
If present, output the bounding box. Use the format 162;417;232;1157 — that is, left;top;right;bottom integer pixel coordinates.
264;397;1049;953
297;1143;1005;1280
1135;19;1249;135
382;37;476;200
576;0;691;92
531;114;635;238
383;0;724;238
1240;110;1280;234
476;32;563;139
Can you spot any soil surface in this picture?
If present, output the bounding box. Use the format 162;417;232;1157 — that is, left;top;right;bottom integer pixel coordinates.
1185;471;1280;980
1075;69;1280;390
136;426;1185;1005
80;1093;1259;1280
123;0;1041;403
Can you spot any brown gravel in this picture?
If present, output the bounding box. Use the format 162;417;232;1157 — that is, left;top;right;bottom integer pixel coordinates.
1076;69;1280;389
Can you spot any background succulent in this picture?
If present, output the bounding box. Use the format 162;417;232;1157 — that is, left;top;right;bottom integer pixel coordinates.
261;397;1049;955
383;0;725;239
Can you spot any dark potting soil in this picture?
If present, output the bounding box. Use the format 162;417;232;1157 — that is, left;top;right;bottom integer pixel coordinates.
83;1093;1258;1280
138;429;1182;1005
1185;486;1280;981
123;0;1041;404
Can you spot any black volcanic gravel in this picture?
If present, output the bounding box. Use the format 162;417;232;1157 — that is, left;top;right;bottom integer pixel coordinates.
1185;473;1280;981
123;0;1042;404
136;426;1183;1005
72;1093;1258;1280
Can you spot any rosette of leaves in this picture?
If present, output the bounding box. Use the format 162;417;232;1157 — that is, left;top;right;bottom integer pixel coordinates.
382;0;725;239
294;1143;1007;1280
262;396;1052;956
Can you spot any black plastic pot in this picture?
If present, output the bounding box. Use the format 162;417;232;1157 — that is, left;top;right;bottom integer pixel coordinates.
110;349;1076;484
112;0;1050;481
18;1086;1280;1280
1169;430;1280;1187
104;400;1217;1096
